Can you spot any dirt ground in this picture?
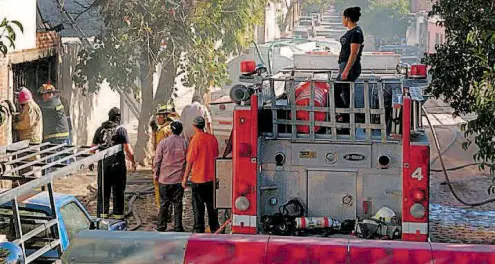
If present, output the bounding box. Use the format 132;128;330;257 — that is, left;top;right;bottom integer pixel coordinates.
53;168;227;233
51;125;495;244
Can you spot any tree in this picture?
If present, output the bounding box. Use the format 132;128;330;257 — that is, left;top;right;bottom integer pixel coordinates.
334;0;369;13
302;0;334;14
74;0;268;164
0;18;23;56
423;0;495;167
360;0;410;47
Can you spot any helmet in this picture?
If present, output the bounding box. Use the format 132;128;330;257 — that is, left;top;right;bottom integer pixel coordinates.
18;88;32;104
38;83;59;94
372;207;396;224
155;101;174;116
0;242;25;263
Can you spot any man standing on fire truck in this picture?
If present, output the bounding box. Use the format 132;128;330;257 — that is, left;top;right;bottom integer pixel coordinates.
182;116;220;233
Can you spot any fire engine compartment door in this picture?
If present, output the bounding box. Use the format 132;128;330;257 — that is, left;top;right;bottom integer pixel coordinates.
215;158;232;209
307;170;357;221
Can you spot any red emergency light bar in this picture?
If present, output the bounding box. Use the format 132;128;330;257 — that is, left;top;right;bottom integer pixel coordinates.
409;64;427;78
240;60;256;74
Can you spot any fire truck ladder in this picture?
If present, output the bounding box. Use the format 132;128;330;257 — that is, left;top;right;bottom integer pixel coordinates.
0;140;122;263
263;69;403;143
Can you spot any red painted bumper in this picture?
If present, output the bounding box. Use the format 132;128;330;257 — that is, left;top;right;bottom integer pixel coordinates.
182;234;495;264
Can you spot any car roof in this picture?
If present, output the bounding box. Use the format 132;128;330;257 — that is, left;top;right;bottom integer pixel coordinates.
1;192;76;213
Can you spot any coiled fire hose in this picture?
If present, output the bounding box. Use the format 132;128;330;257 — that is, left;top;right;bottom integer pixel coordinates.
422;106;495;206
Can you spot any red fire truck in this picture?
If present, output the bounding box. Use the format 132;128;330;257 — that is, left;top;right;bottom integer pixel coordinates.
214;52;431;242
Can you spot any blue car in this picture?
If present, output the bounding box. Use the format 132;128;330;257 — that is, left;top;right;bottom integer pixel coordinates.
0;192;126;262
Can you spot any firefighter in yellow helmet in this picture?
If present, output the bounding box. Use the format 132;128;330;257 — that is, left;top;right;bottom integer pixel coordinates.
37;84;70;144
151;101;181;211
38;84;70;174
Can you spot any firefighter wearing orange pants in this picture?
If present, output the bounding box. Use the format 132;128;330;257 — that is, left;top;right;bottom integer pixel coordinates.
152;104;180;209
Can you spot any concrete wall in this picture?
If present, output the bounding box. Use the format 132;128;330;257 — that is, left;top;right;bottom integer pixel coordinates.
0;0;37;51
406;12;428;53
427;17;445;54
411;0;433;13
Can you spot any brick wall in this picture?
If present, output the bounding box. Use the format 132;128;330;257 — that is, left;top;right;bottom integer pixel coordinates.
36;31;61;50
0;59;10;145
0;30;61;145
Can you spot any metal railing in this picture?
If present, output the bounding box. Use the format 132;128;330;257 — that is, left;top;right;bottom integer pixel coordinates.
258;70;403;143
0;141;122;263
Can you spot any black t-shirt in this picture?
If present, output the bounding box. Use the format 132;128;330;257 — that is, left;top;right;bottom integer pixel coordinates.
338;26;364;64
92;121;129;164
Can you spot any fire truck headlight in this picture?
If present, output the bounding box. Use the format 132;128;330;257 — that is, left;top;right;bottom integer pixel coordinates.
410;203;426;219
235;196;250;211
412;189;426;202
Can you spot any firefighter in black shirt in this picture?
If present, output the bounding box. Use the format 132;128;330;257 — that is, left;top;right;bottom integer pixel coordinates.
92;107;136;219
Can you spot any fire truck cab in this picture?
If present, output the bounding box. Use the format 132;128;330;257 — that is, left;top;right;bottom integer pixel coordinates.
215;52;430;242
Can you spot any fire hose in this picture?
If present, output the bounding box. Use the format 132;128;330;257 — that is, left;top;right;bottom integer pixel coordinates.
422;106;495;206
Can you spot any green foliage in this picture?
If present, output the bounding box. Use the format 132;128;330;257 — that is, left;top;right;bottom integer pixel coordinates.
360;0;410;42
424;0;495;166
74;0;267;97
0;18;23;56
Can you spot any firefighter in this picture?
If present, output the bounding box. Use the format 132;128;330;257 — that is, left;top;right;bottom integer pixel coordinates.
151;102;180;225
92;107;136;219
38;84;70;144
37;84;71;173
14;88;42;145
14;88;43;182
